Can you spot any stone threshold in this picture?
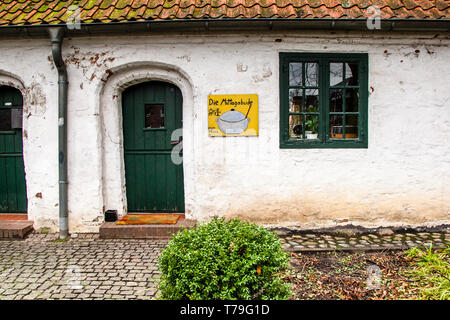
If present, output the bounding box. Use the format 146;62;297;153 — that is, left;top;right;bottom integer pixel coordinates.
0;220;34;239
99;218;196;239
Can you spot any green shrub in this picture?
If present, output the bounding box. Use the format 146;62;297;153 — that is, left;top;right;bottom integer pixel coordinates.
158;217;291;300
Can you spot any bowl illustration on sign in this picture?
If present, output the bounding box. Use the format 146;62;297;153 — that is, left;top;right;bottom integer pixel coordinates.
216;109;250;135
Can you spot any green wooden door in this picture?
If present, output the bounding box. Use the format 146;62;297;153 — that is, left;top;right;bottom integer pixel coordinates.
122;81;184;213
0;86;27;213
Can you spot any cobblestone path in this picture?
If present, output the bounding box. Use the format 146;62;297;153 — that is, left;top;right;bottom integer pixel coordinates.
0;229;449;300
0;233;167;300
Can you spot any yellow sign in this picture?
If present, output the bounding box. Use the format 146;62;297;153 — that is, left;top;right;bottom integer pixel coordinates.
208;94;258;136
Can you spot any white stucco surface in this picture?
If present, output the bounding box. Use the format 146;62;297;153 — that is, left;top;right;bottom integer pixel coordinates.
0;31;449;232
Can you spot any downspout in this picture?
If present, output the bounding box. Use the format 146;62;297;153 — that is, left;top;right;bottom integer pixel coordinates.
48;27;69;239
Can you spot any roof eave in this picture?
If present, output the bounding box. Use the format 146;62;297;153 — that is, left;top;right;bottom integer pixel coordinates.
0;18;449;37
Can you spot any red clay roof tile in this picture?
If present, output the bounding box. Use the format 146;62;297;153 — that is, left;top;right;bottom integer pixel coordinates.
0;0;448;26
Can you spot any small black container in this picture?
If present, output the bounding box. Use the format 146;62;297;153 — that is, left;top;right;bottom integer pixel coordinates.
104;210;118;222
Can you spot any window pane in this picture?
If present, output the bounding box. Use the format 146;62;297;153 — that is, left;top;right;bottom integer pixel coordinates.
145;104;165;128
346;88;359;112
0;108;11;131
289;63;302;86
305;89;319;112
289;89;303;112
305;63;318;87
330;114;343;139
289;115;303;140
11;107;22;129
330;89;343;112
345;62;359;86
330;63;343;86
345;115;358;139
305;114;319;139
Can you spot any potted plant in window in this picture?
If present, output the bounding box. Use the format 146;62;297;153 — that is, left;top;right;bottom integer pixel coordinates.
305;117;318;139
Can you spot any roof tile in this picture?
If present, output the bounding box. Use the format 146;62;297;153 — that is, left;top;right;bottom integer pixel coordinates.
436;0;450;9
0;0;448;26
427;6;448;18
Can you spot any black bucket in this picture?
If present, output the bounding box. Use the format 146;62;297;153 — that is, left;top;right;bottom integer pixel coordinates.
104;210;118;222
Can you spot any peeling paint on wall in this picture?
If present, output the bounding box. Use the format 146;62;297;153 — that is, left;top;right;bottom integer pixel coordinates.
26;82;46;113
64;48;116;83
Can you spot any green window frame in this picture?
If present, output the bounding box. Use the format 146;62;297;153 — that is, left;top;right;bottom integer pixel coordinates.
280;53;368;149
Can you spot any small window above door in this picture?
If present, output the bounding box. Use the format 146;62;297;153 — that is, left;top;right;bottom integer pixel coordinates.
145;104;165;129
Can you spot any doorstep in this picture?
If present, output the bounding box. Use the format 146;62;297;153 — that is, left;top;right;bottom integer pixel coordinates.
99;217;196;239
0;214;28;221
0;220;34;239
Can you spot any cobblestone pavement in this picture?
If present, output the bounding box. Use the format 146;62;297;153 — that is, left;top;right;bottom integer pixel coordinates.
0;233;167;300
277;229;450;252
0;229;449;300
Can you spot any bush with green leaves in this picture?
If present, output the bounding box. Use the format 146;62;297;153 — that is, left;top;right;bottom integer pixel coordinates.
158;217;291;300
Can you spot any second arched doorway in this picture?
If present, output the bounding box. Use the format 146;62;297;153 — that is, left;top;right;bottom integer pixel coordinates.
0;85;27;214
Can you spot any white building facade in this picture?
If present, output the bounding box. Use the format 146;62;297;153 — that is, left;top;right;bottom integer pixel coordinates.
0;29;449;233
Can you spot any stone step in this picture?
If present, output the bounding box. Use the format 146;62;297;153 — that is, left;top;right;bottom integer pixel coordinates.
0;220;34;239
99;218;196;239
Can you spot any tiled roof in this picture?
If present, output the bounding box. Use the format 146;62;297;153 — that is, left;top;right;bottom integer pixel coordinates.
0;1;449;26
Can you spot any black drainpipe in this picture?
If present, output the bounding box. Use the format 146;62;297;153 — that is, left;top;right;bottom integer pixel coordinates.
48;27;69;239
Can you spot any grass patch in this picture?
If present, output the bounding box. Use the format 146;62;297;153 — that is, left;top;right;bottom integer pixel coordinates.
38;227;51;235
405;245;449;300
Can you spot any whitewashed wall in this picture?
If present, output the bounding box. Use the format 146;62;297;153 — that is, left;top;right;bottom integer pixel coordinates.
0;31;449;232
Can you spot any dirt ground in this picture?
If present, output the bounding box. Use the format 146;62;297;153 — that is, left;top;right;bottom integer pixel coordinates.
285;250;421;300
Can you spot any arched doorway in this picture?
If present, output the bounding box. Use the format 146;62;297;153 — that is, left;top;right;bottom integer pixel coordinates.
0;85;27;214
122;81;185;213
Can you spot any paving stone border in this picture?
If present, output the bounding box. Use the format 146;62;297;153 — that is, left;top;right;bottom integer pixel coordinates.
275;230;450;252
